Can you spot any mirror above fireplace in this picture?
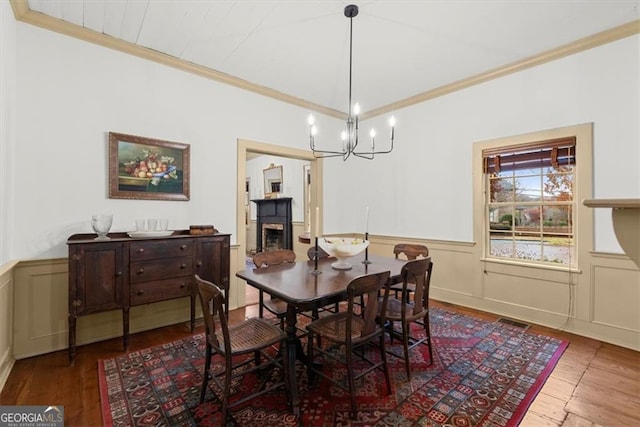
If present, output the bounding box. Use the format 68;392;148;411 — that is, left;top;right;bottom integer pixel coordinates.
263;163;283;198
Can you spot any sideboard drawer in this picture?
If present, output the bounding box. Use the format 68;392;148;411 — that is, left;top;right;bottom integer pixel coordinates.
130;239;194;261
130;277;192;305
130;257;193;283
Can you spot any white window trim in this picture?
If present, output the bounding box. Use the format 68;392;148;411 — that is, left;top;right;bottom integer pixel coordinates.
472;123;593;273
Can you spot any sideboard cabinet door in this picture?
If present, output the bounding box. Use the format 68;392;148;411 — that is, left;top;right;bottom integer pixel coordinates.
68;241;127;364
195;235;230;308
69;242;126;314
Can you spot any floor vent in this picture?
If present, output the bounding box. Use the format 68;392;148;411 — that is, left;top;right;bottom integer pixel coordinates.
497;317;530;330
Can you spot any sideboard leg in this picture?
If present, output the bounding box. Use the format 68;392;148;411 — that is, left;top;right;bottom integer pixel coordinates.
123;307;130;350
68;314;77;366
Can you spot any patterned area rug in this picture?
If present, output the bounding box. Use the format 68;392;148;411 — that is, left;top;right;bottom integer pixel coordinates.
98;307;567;426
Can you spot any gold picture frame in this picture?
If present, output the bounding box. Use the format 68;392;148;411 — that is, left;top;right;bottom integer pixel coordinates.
108;132;190;201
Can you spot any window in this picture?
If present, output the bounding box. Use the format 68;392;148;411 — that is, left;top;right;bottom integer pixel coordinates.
483;138;575;266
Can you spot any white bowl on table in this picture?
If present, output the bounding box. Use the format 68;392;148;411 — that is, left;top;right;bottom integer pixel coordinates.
317;237;369;270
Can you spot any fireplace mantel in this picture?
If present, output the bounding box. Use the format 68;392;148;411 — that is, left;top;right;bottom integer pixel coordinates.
252;197;293;253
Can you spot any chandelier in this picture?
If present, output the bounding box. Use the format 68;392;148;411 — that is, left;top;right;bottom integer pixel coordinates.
307;4;396;161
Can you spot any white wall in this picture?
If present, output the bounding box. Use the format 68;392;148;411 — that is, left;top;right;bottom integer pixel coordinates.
324;35;639;255
10;22;339;261
0;1;17;267
5;19;639;260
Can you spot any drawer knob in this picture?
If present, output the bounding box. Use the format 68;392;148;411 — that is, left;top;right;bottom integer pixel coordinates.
196;261;202;267
138;248;144;253
180;264;187;269
180;245;187;250
180;283;187;288
137;290;144;295
137;268;145;274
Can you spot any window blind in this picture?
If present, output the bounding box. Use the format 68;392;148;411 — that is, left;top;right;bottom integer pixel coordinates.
483;137;576;174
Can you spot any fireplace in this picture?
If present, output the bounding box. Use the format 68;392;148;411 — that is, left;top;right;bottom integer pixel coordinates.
252;198;293;253
262;223;285;252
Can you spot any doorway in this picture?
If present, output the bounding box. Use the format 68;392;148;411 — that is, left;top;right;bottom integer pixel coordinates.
236;139;323;307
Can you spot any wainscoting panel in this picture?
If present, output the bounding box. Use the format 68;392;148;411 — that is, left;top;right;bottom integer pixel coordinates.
12;257;222;360
13;260;68;359
481;269;572;315
0;263;16;392
8;239;639;360
592;264;640;332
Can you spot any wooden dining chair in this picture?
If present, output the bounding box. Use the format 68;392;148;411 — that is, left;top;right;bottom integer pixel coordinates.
195;275;289;425
253;249;296;328
380;257;434;380
389;243;429;301
306;270;392;419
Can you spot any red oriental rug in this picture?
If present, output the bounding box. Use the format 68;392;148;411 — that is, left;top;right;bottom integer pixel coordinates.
98;307;567;426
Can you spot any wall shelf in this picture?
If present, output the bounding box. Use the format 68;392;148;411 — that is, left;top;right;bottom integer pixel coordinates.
583;198;640;268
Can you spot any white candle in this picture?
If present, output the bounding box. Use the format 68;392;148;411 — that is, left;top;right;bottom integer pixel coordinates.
365;206;369;234
315;206;320;238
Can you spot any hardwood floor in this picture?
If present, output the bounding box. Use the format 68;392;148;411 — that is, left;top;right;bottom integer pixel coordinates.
1;301;638;426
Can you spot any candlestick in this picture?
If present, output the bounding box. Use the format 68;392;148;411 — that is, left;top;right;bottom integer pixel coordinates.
315;206;320;238
362;232;372;264
311;236;322;275
365;206;369;234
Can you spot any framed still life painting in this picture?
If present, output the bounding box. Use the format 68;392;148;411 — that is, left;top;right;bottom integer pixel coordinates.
108;132;190;201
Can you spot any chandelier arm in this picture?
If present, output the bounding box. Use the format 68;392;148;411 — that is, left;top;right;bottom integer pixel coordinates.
313;151;349;159
353;152;374;160
353;136;394;156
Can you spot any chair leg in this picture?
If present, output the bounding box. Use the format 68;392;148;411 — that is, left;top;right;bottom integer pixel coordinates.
259;291;265;318
424;314;433;365
221;362;233;424
306;331;315;383
402;322;411;380
200;344;212;403
346;349;357;419
379;333;392;395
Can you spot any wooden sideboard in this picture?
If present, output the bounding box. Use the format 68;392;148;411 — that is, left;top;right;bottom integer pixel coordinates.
67;230;230;365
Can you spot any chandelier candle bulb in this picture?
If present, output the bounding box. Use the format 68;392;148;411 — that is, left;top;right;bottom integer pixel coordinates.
390;116;396;139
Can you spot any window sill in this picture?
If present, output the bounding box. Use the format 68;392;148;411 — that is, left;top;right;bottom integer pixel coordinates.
480;257;582;274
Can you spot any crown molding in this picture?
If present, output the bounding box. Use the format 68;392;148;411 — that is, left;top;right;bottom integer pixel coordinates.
9;1;638;121
8;0;345;120
363;19;640;119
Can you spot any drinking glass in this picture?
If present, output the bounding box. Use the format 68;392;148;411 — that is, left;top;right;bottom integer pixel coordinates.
135;219;146;231
91;214;113;240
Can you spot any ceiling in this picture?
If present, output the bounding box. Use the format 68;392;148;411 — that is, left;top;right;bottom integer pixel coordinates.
15;1;640;117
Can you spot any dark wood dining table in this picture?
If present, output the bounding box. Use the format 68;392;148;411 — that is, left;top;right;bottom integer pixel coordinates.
235;253;408;416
